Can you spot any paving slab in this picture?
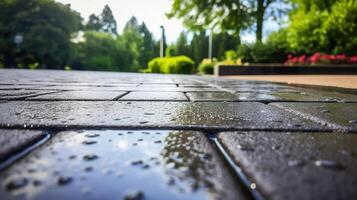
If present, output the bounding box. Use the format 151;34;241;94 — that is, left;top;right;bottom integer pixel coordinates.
271;102;357;131
186;91;355;102
28;91;127;101
0;90;57;100
0;101;324;130
218;131;357;200
119;92;188;101
0;85;40;90
0;130;246;200
0;129;45;163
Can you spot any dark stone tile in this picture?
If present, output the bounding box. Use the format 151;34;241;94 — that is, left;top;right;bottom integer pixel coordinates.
0;90;57;100
28;91;127;101
0;130;246;200
0;129;45;162
0;101;324;130
0;85;39;90
119;92;188;101
186;92;319;102
218;131;357;200
271;103;357;131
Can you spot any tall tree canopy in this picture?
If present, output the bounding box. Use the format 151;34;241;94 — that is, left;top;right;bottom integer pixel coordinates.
0;0;81;68
86;5;117;35
286;0;357;54
167;0;288;42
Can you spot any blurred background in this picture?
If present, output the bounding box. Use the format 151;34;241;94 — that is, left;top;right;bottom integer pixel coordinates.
0;0;356;74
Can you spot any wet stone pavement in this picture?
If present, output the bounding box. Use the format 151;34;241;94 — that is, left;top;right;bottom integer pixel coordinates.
0;69;356;200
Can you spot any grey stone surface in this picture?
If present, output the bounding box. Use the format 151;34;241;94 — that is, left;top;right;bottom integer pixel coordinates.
271;103;357;131
119;92;188;101
0;101;324;130
186;91;348;102
0;130;247;200
28;91;127;101
0;90;57;100
186;92;235;101
0;129;45;162
218;131;357;200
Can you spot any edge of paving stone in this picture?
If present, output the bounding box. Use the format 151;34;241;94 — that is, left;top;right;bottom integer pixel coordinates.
269;103;350;133
0;131;50;171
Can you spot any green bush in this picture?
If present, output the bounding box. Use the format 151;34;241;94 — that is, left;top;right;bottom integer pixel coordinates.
198;58;216;74
146;56;195;74
237;42;288;64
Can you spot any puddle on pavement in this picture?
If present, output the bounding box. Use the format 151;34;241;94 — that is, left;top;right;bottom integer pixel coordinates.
0;130;245;200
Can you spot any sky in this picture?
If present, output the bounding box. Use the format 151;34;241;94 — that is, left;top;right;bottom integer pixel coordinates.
55;0;280;43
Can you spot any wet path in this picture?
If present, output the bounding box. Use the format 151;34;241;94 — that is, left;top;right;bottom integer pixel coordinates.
0;69;356;200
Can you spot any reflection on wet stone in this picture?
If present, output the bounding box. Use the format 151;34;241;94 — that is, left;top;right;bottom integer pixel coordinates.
0;130;246;200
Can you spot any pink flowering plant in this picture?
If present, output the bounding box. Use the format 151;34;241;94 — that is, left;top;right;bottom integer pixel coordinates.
285;53;357;65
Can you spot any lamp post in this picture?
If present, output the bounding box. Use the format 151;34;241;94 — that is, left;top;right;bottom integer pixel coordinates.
160;26;165;58
208;30;213;61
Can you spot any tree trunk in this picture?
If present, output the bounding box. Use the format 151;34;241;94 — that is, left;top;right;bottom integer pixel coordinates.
256;0;265;43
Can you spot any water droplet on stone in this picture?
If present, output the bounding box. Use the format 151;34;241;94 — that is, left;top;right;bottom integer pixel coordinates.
6;178;29;191
33;180;42;186
131;160;143;166
288;160;305;167
314;160;345;170
237;144;254;151
85;133;100;138
84;166;94;172
82;140;97;145
83;154;99;161
57;176;73;186
124;190;144;200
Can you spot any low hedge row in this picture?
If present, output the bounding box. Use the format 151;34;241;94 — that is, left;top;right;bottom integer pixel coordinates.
145;56;195;74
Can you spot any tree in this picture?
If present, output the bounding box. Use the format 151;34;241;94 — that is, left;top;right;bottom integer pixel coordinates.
286;0;357;54
86;14;101;31
168;0;288;42
100;5;117;35
212;32;240;59
0;0;81;68
139;22;157;67
172;31;191;57
121;16;143;71
73;31;129;71
190;31;208;64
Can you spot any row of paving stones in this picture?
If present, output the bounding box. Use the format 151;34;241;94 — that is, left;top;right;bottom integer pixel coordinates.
0;69;357;200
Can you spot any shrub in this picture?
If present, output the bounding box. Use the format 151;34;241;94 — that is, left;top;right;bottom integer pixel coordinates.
198;59;216;74
237;42;288;64
146;56;195;74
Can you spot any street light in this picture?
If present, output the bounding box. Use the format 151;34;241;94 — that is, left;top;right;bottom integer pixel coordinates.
160;26;165;58
208;30;213;61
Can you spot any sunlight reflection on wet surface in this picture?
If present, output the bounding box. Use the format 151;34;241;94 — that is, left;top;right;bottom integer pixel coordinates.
0;130;245;200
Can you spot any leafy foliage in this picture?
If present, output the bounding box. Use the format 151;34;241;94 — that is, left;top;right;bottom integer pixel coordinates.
168;0;288;42
0;0;81;68
286;0;357;54
198;59;216;74
73;31;127;71
146;56;195;74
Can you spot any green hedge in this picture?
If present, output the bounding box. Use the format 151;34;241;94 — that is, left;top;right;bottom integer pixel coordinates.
146;56;195;74
198;59;216;74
